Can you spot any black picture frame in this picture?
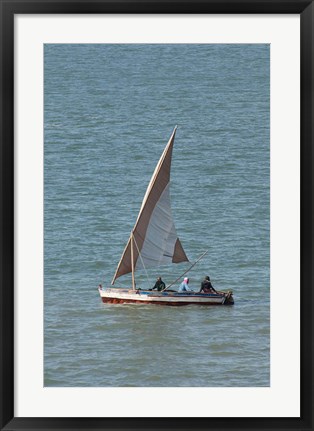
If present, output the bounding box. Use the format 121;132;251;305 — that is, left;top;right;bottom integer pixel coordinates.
0;1;313;430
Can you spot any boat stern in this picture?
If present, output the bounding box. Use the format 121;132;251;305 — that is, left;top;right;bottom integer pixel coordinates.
223;291;234;305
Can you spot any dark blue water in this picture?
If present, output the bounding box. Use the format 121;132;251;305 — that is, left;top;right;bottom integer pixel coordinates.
44;44;270;387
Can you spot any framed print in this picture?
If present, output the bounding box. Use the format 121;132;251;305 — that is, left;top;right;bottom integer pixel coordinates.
0;1;313;430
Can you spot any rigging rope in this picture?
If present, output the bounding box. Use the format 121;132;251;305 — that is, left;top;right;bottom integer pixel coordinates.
132;234;151;288
162;249;210;291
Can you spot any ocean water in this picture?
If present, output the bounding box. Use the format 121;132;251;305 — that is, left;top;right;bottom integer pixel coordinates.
44;44;270;387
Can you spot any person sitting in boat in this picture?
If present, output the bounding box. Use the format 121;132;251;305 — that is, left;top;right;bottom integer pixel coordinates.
199;276;217;294
152;276;166;291
178;277;194;292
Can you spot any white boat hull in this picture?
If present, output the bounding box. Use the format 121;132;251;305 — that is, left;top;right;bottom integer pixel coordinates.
99;287;234;306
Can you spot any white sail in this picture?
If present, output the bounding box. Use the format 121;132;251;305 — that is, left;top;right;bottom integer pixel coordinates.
111;126;189;285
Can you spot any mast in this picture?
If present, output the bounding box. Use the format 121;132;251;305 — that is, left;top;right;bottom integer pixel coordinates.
130;233;136;290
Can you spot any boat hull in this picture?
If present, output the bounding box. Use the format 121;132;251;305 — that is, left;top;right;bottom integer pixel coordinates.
99;287;234;306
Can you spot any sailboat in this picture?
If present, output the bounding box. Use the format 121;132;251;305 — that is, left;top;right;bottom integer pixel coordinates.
98;126;234;306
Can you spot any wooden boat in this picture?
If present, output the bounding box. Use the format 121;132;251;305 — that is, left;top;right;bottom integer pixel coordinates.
98;126;234;306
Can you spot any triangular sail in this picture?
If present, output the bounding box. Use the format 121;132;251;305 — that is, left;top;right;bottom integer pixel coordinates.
111;126;189;285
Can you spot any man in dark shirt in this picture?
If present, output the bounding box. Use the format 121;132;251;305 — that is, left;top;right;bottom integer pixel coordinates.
199;276;217;293
152;277;166;291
